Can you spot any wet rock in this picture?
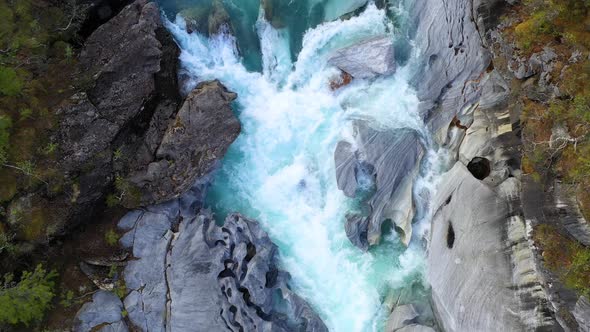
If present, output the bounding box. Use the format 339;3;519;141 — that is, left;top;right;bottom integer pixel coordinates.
330;70;353;90
386;304;420;331
328;36;396;79
345;214;370;251
74;290;128;332
466;157;491;180
125;80;241;206
335;122;423;247
119;199;327;331
325;0;369;21
181;0;232;36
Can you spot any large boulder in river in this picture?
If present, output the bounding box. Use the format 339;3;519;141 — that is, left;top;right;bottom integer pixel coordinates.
5;0;239;247
335;121;423;248
22;0;182;238
117;195;328;332
124;80;241;206
328;36;396;79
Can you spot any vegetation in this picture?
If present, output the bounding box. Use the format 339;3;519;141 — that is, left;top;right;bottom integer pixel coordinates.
0;264;57;326
534;225;590;297
104;229;119;247
513;0;590;220
113;280;127;299
0;0;87;250
513;0;590;52
504;0;590;299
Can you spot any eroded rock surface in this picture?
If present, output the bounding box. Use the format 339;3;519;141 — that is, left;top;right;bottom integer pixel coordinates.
411;0;490;140
328;36;396;79
118;195;327;332
335;122;423;248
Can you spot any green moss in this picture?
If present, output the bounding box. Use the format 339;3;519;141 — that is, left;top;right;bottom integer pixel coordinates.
113;280;127;299
23;206;48;242
514;10;554;50
104;229;119;247
0;66;22;96
534;224;590;297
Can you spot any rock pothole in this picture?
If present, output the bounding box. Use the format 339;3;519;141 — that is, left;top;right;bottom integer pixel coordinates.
467;157;491;180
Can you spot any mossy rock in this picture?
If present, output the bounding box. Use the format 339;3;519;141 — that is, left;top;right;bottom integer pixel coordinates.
7;194;55;242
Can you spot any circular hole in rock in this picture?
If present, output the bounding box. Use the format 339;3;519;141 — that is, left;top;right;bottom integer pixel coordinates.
467;157;491;180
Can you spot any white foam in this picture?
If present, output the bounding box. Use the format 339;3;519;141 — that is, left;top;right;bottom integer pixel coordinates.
165;5;438;331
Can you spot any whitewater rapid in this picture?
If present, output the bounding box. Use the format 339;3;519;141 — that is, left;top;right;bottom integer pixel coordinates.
164;3;442;331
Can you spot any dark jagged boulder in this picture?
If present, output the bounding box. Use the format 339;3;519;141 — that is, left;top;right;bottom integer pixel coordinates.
124;80;241;206
5;0;240;247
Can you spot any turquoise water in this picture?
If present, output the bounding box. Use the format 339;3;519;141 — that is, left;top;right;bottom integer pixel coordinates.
163;1;437;331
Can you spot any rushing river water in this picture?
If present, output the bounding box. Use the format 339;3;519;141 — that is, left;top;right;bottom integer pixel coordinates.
161;1;443;331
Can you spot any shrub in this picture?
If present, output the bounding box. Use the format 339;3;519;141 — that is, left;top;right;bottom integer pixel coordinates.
104;229;119;246
0;66;23;96
534;225;590;297
514;11;554;50
0;264;57;326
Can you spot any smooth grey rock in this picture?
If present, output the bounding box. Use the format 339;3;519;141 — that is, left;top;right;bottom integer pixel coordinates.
411;0;490;141
120;199;327;332
123;210;172;332
428;163;522;331
74;291;128;332
386;304;420;331
396;325;436;332
345;214;370;251
335;141;359;197
428;163;556;331
335;123;423;247
328;36;396;79
553;181;590;246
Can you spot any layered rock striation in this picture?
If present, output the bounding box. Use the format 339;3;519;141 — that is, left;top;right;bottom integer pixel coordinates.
408;0;571;330
336;125;423;249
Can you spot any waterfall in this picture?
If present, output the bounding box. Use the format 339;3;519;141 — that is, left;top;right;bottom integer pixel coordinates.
162;2;443;331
